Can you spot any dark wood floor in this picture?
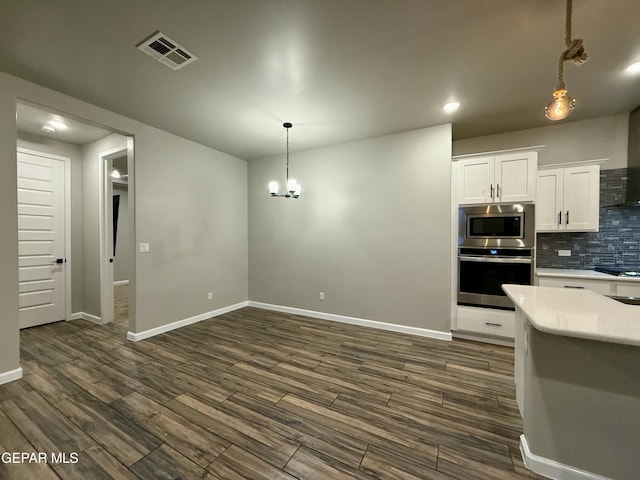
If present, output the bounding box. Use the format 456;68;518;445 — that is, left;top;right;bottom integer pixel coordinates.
0;288;545;479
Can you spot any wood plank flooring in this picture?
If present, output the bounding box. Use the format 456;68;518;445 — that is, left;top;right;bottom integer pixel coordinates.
0;288;545;479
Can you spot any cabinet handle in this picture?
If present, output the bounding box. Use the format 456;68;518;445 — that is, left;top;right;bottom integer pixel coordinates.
563;285;585;289
496;183;500;198
558;211;562;225
566;210;569;224
490;183;494;199
485;322;503;327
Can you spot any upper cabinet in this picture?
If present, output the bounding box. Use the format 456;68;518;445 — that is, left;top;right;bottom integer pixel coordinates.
455;150;537;204
536;164;600;232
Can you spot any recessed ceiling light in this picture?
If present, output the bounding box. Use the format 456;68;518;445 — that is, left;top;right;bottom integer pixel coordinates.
48;120;68;130
41;124;56;133
625;61;640;74
443;101;461;113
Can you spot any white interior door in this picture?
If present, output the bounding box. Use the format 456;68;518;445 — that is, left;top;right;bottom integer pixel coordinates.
17;151;67;329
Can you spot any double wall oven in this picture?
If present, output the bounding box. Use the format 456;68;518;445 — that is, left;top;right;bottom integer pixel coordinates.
457;203;534;309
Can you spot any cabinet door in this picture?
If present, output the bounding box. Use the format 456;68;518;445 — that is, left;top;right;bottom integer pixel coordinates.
494;152;537;203
536;169;563;232
563;165;599;232
456;156;494;204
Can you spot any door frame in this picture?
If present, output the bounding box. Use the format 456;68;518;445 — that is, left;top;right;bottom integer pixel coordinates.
17;147;72;322
99;146;127;325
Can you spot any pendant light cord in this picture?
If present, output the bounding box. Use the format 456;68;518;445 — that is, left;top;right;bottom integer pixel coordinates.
285;125;290;184
555;0;588;91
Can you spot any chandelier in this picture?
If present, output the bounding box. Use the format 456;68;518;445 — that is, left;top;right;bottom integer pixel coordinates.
544;0;589;121
268;122;301;198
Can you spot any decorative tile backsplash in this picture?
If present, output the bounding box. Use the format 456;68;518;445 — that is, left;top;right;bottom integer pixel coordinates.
536;168;640;269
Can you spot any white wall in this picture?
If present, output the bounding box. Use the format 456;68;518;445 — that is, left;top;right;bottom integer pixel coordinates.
0;81;19;376
453;114;629;169
80;134;128;317
0;71;248;377
248;124;452;333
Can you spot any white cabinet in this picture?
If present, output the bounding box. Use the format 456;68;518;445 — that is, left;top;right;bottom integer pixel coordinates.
456;151;537;204
538;275;640;298
536;165;599;232
537;276;614;295
456;306;515;339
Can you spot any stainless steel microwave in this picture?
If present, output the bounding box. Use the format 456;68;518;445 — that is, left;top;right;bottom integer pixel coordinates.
458;203;534;248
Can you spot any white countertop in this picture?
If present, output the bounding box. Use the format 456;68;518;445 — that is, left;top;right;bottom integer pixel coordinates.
503;284;640;347
536;268;640;282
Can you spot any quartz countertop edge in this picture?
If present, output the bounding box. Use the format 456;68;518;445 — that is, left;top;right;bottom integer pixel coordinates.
502;284;640;347
536;268;640;282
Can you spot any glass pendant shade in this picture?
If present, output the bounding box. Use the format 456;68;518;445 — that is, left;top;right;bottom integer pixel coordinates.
544;89;575;121
269;181;279;195
287;178;297;193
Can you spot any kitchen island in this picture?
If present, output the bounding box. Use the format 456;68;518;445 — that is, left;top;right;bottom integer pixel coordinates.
502;285;640;480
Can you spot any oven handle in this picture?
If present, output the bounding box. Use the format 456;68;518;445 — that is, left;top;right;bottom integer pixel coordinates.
458;255;532;264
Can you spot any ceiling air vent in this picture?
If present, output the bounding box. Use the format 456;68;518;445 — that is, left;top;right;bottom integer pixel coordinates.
137;31;197;71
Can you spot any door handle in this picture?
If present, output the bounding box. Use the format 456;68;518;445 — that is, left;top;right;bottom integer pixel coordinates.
51;258;64;264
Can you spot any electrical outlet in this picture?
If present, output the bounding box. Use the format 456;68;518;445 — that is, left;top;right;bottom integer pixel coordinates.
138;242;150;253
207;292;213;300
558;249;571;257
319;292;325;301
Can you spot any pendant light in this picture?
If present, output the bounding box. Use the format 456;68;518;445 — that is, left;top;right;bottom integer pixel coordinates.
268;122;301;198
544;0;588;121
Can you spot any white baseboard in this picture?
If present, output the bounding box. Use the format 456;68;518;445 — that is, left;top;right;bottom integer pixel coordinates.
248;301;452;341
0;367;23;386
70;312;103;325
113;280;129;286
127;301;249;342
520;434;612;480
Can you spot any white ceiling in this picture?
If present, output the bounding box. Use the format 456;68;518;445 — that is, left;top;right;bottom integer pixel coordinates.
16;102;113;145
2;0;640;160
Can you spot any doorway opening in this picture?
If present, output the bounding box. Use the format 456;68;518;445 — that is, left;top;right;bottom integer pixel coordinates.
16;100;135;335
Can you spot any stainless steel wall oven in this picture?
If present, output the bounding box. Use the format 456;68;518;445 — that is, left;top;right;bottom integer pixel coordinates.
458;204;535;309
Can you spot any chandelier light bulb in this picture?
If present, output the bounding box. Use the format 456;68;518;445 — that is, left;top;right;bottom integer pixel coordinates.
544;89;575;121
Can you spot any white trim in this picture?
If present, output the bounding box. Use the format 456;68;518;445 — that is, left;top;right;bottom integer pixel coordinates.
538;158;608;170
126;301;249;342
70;312;103;325
113;280;129;286
520;435;612;480
17;147;72;322
0;367;23;385
99;146;127;326
452;145;545;160
248;302;452;341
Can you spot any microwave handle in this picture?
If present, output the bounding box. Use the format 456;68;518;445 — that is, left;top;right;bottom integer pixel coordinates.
459;255;532;264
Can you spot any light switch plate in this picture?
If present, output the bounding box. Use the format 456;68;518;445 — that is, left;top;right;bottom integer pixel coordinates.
139;242;150;253
558;249;571;257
